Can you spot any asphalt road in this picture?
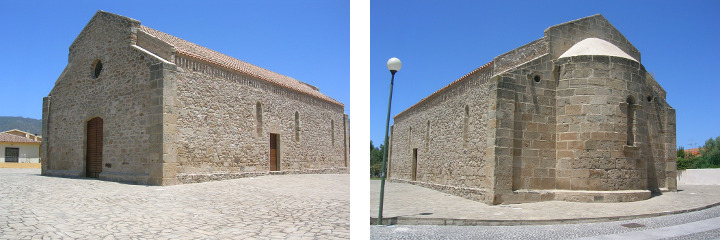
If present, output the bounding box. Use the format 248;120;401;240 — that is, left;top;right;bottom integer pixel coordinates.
371;204;720;240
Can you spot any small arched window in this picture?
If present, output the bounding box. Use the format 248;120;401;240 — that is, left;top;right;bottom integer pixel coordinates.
425;120;430;149
408;126;413;152
626;96;635;146
256;102;262;136
92;60;103;79
294;112;300;142
463;105;469;148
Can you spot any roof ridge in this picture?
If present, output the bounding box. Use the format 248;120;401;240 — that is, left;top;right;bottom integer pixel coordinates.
137;25;343;107
0;133;41;143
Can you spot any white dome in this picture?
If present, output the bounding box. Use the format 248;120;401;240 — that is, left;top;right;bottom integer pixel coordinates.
559;38;637;62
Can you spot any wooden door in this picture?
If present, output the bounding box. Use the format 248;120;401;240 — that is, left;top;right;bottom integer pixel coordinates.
86;117;103;178
412;148;418;181
270;133;279;171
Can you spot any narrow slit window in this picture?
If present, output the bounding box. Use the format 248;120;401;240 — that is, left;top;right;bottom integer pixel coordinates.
626;96;635;146
256;102;262;136
408;127;412;153
463;105;469;148
425;120;430;149
294;112;300;142
331;119;335;146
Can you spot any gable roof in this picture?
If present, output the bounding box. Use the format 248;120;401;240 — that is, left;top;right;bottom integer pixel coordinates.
0;133;41;144
2;129;37;136
138;25;343;107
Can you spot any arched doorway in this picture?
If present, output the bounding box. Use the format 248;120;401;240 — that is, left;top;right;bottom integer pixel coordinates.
86;117;103;178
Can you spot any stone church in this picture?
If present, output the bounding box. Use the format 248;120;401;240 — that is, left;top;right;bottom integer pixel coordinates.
42;11;349;185
388;15;676;204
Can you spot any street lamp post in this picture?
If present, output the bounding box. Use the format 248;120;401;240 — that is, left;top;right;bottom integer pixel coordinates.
378;57;401;225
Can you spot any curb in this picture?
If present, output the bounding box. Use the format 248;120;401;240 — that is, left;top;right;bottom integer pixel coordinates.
370;201;720;226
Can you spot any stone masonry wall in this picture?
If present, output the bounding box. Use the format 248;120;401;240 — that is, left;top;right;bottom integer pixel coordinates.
555;56;646;191
42;12;170;184
495;55;557;193
389;15;675;204
173;56;348;183
390;67;495;202
554;55;675;193
491;54;558;204
544;14;641;62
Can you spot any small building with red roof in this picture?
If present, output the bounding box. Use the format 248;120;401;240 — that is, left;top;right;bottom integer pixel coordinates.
684;148;702;156
1;130;41;163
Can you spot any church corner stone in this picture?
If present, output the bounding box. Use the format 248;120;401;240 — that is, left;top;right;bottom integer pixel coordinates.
388;14;676;204
41;11;348;185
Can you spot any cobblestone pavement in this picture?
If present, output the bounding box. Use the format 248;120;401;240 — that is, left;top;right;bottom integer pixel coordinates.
371;180;720;225
0;169;349;239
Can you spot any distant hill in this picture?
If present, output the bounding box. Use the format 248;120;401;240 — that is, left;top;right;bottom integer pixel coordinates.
0;116;42;135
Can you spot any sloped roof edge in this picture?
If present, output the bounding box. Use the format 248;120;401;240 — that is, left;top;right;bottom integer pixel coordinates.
543;14;605;33
394;61;494;119
138;25;343;107
0;133;40;144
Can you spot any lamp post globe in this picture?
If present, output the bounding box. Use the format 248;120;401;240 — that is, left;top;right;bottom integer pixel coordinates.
387;57;402;73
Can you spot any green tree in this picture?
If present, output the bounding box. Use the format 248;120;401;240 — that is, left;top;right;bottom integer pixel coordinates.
370;141;384;177
699;137;720;168
677;146;686;159
677;136;720;170
676;146;697;170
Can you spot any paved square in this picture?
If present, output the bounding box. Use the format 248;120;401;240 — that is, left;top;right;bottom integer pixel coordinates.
371;180;720;225
0;169;348;239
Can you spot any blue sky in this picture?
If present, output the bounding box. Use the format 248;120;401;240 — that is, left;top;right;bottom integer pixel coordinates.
0;0;349;119
371;1;720;150
1;1;718;152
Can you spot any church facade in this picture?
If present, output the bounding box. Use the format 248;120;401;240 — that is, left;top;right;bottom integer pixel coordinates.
388;15;676;204
42;11;348;185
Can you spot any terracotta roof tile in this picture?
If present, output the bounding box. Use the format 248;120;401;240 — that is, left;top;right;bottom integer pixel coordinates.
685;148;702;156
0;133;40;143
138;25;343;107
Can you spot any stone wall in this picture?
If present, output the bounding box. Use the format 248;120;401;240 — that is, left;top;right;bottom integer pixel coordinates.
42;11;169;184
494;38;550;74
554;55;675;193
554;55;646;191
389;14;676;204
42;11;348;185
544;14;641;62
173;56;348;183
390;66;496;202
491;53;558;204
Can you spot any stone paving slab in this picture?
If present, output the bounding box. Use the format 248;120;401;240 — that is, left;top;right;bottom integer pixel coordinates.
370;180;720;226
0;169;348;239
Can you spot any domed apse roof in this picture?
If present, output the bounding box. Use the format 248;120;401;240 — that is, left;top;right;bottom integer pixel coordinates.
559;38;637;62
